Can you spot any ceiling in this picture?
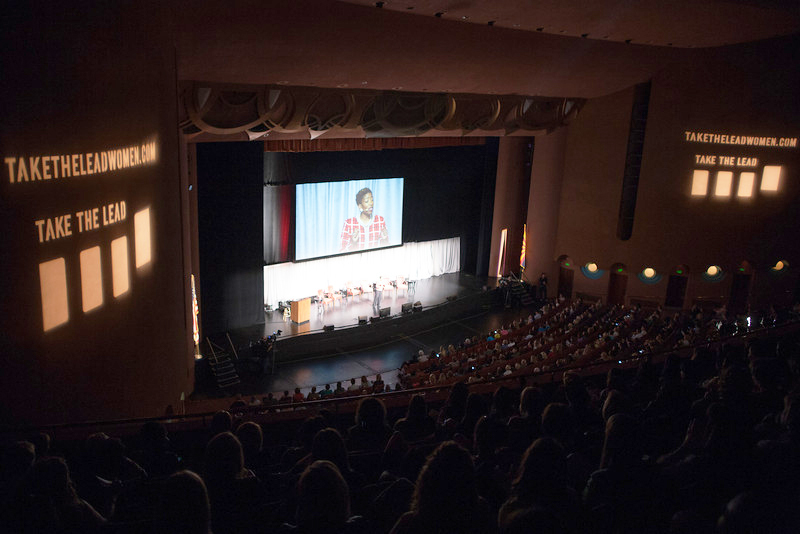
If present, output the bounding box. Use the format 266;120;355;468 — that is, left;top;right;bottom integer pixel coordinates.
176;1;800;100
340;0;800;48
174;0;800;139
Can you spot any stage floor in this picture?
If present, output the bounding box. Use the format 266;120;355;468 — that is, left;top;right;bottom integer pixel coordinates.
195;273;534;401
262;271;485;339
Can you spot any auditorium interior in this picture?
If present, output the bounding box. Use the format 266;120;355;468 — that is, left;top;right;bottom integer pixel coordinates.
2;1;800;531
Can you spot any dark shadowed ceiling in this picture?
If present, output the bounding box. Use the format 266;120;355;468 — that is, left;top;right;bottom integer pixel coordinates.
341;0;800;48
174;0;800;140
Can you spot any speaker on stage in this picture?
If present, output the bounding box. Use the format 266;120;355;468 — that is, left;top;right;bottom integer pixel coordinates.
401;302;413;314
323;324;335;332
358;316;368;325
413;301;423;312
379;307;391;318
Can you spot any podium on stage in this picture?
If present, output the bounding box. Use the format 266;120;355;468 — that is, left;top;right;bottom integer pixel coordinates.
290;298;310;324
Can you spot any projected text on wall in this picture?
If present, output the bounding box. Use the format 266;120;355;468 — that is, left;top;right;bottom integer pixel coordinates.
3;136;158;332
684;130;797;200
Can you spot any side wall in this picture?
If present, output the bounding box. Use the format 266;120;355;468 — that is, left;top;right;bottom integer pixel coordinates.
0;3;192;424
553;35;800;307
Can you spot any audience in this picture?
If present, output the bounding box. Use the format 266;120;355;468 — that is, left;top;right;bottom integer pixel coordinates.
2;299;798;534
390;441;496;533
279;460;367;533
154;470;211;534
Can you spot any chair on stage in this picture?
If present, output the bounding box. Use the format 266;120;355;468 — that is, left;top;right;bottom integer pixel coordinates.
317;289;333;310
396;276;408;297
360;280;373;301
346;281;361;298
327;285;343;306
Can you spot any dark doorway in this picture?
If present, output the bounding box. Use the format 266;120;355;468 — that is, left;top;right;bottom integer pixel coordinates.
558;267;574;299
665;275;688;308
729;274;751;314
607;272;628;306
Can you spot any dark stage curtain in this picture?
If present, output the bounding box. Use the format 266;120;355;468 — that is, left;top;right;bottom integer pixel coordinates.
197;142;265;334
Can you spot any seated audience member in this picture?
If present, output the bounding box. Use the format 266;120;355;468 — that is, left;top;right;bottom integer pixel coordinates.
455;392;488;443
389;441;495;534
17;456;106;533
236;421;268;472
279;460;367;533
347;397;392;452
304;428;365;496
307;387;320;401
373;373;385;393
279;390;292;404
394;394;436;442
209;411;233;438
282;416;327;469
438;382;469;427
229;393;247;411
508;386;544;453
334;381;346;395
154;470;211;534
136;420;180;477
360;376;370;391
81;432;147;518
584;413;661;533
499;437;585;533
348;378;362;392
203;432;262;534
293;387;305;403
320;384;334;398
0;441;36;525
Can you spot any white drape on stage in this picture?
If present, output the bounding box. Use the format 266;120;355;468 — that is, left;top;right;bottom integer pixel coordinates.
263;237;461;308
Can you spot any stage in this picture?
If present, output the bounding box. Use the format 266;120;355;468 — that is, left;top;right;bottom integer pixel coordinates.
194;272;536;400
269;272;481;336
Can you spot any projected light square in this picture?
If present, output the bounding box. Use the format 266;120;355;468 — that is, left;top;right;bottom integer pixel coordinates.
761;166;781;192
111;236;130;297
134;207;152;268
295;178;404;261
715;171;733;197
737;172;755;198
691;170;709;196
39;257;69;331
79;246;103;312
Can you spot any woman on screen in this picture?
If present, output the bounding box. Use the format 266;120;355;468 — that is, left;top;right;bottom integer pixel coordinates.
340;187;388;252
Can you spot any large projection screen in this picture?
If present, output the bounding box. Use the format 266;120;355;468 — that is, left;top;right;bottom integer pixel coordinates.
295;178;404;261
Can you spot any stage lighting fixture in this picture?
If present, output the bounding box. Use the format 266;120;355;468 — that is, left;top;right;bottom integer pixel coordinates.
586;263;598;272
643;267;655;278
706;265;719;276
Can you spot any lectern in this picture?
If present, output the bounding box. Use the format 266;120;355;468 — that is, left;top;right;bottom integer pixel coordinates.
290;298;310;324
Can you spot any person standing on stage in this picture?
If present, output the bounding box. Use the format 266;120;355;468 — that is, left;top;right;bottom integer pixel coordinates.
372;281;382;310
340;187;389;252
